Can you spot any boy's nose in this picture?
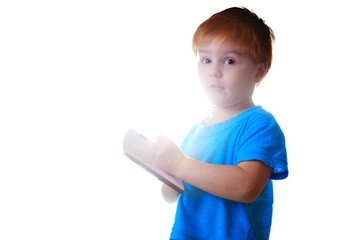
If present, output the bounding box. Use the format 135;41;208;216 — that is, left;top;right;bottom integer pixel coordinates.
210;72;220;78
210;66;222;78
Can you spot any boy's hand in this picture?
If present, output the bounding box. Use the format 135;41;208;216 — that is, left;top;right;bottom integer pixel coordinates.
161;183;179;203
152;135;184;176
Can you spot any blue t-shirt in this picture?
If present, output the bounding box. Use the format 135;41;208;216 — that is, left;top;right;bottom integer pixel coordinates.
169;106;288;240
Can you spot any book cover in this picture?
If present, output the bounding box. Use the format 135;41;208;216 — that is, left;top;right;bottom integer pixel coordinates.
123;128;184;194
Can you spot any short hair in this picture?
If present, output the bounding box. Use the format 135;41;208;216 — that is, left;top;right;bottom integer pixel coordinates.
192;7;275;71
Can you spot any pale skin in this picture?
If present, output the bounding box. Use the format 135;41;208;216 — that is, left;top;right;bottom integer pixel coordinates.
153;42;272;203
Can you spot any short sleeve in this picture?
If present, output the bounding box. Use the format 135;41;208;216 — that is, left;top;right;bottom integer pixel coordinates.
236;112;288;180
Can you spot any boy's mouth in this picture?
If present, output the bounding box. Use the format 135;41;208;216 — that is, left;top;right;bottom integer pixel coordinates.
208;84;224;91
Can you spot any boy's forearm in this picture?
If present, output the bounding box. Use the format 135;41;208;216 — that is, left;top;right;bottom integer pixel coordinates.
175;157;270;202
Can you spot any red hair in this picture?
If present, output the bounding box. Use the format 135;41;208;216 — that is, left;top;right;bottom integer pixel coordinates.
192;7;275;71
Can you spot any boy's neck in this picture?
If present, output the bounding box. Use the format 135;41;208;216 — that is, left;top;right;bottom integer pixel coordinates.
204;101;255;126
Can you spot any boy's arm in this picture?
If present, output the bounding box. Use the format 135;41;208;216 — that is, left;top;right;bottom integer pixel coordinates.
178;159;271;202
153;135;271;203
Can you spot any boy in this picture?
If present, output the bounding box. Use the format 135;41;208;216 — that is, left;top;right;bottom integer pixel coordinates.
153;6;288;240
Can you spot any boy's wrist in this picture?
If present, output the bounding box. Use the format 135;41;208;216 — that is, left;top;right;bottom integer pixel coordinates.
173;156;188;180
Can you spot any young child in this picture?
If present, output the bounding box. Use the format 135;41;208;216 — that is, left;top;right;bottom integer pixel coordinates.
152;6;288;240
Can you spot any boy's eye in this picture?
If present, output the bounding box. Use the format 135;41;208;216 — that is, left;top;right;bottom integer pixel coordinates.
224;58;235;65
200;58;211;64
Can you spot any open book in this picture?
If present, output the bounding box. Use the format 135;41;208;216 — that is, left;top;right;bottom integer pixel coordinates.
123;128;184;194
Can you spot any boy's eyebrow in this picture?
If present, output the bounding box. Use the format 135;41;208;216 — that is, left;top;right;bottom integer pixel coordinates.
197;49;210;54
228;51;248;57
198;49;248;57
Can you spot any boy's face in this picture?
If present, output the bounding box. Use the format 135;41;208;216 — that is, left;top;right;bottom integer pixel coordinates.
196;42;265;109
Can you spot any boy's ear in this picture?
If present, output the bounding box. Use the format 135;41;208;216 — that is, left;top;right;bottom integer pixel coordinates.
254;63;268;83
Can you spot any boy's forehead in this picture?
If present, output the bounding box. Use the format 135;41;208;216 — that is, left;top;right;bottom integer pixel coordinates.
197;41;247;55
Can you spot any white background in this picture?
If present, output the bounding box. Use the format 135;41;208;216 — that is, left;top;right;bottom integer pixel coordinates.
1;0;359;239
